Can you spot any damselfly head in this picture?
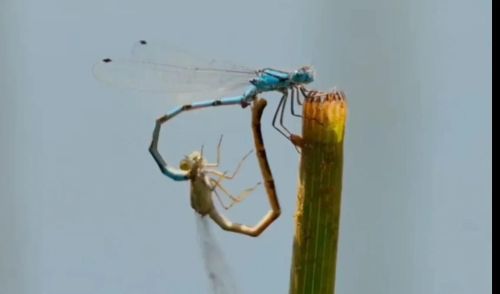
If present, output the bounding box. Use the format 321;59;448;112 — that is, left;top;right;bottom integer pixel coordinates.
180;151;205;171
291;66;315;85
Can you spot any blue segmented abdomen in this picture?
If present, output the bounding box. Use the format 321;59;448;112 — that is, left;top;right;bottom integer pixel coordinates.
164;94;248;120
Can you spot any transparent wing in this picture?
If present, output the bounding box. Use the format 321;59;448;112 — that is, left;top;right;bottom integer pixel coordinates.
131;40;255;74
196;215;239;294
93;58;252;92
93;40;256;101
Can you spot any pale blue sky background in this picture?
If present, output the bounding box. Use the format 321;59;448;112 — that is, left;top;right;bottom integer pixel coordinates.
0;0;492;293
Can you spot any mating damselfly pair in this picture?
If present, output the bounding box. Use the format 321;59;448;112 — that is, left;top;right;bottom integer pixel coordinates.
94;40;316;235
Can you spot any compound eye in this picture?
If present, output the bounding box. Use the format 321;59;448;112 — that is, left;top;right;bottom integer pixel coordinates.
179;159;192;171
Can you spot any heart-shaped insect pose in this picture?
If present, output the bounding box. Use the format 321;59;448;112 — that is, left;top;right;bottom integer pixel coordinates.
149;99;280;237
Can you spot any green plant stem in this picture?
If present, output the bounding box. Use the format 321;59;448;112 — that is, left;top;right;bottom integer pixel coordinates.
289;91;348;294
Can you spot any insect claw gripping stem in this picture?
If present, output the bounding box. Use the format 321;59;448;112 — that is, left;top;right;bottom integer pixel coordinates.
297;86;327;127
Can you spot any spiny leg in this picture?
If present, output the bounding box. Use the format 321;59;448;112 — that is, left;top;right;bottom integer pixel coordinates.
211;179;262;209
206;149;253;180
299;85;313;100
226;149;253;179
290;87;303;118
207;170;231;209
277;90;301;152
205;135;224;168
208;170;226;192
199;144;205;159
215;135;224;167
272;91;293;140
295;86;304;106
213;189;231;210
278;90;295;136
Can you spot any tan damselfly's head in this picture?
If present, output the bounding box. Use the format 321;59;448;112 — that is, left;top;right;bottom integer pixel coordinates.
179;150;207;172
